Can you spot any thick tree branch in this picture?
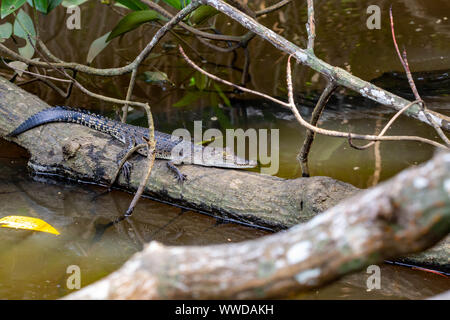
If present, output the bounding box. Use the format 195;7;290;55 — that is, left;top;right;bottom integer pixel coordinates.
65;151;450;299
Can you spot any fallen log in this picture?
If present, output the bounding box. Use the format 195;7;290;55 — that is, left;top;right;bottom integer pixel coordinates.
0;76;356;230
64;151;450;299
0;76;448;269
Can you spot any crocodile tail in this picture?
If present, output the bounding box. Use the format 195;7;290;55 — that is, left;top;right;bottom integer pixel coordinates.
7;106;79;137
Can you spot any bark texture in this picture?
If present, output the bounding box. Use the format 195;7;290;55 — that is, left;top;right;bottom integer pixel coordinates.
65;151;450;299
0;76;356;230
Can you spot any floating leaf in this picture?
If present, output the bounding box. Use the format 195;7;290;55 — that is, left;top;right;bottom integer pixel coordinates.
0;23;13;42
86;32;111;63
107;10;162;41
13;9;36;59
115;0;148;11
1;0;27;18
0;216;60;235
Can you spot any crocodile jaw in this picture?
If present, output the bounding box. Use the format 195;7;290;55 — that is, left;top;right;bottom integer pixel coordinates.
176;145;257;168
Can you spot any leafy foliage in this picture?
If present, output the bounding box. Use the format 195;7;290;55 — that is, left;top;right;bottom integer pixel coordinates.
27;0;63;14
0;23;13;41
115;0;148;11
13;9;36;59
162;0;191;11
106;10;162;41
0;0;27;18
87;32;111;63
189;5;218;25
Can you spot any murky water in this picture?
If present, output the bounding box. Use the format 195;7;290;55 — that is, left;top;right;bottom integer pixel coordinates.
0;0;449;299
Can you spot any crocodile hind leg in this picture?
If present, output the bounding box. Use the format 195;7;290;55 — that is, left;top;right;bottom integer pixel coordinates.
167;161;187;182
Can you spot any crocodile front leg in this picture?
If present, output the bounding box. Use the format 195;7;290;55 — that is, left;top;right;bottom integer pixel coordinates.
167;161;187;182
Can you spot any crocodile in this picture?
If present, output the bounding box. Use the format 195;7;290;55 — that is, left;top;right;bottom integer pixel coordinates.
7;106;257;181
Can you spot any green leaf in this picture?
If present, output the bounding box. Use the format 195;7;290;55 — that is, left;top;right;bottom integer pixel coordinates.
162;0;190;10
173;91;205;107
194;71;208;90
1;0;27;18
27;0;48;13
61;0;88;7
106;10;162;41
214;83;231;107
0;23;13;41
13;9;36;59
189;5;218;25
86;32;111;63
115;0;147;11
47;0;63;12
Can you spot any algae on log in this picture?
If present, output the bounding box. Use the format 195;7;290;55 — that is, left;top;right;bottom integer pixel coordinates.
65;152;450;299
0;76;356;230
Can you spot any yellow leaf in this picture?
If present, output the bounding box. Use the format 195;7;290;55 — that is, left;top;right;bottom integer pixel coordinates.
195;135;222;146
0;216;60;235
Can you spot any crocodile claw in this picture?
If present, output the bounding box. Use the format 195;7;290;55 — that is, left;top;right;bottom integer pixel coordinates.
167;161;187;183
121;161;132;182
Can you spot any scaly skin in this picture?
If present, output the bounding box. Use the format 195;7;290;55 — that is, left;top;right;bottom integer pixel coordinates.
7;106;257;181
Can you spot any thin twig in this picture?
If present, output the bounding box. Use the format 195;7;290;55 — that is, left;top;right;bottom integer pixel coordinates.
389;7;450;147
306;0;315;52
298;79;336;176
348;100;422;150
124;104;157;217
256;0;292;17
